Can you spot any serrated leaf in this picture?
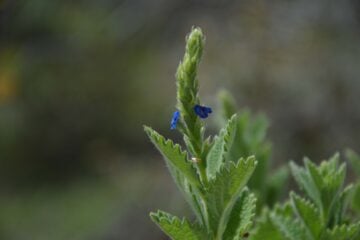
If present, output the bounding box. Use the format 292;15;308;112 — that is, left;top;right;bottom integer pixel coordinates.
290;192;322;239
150;211;205;240
305;155;346;224
250;202;293;240
166;164;205;226
273;201;294;218
270;213;308;240
332;184;354;226
205;156;257;238
250;209;285;240
225;111;251;162
290;161;322;209
290;155;349;227
321;222;360;240
223;189;257;240
144;126;201;189
145;126;208;226
206;114;237;179
226;110;271;200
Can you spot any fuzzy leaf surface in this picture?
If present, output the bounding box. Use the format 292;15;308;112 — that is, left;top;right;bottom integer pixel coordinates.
290;192;322;239
206;114;237;179
150;211;205;240
270;213;308;240
223;189;256;240
144;126;200;189
321;222;360;240
205;156;257;238
290;161;322;210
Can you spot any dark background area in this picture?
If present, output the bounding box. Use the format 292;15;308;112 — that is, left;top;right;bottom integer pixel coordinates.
1;0;360;239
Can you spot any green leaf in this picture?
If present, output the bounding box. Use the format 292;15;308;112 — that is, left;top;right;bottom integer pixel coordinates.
345;148;360;176
289;161;322;210
290;155;348;226
218;89;237;122
269;213;308;240
321;222;360;240
227;110;271;196
250;210;285;240
250;203;293;240
223;189;257;240
290;192;322;239
307;155;346;224
166;164;206;226
150;211;205;240
332;184;354;226
145;126;208;226
206;114;238;180
144;126;201;189
205;156;257;238
352;183;360;213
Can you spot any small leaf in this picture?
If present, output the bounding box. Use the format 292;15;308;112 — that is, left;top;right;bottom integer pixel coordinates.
150;211;205;240
144;126;201;189
205;156;257;237
166;164;205;226
223;189;257;240
321;221;360;240
206;114;238;179
352;183;360;213
289;161;322;209
332;184;354;226
290;192;322;239
250;209;285;240
270;213;308;240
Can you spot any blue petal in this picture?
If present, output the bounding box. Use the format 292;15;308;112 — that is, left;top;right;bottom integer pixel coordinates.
194;105;212;119
170;111;180;130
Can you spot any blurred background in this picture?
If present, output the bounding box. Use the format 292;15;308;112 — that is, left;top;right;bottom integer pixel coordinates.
1;0;360;239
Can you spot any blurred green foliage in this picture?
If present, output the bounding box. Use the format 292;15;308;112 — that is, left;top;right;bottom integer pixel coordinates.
1;0;360;185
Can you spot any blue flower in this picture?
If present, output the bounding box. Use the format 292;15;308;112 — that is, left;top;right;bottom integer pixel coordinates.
170;111;180;130
194;105;212;119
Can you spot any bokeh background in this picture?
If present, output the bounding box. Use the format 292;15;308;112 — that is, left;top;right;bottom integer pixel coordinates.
1;0;360;239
